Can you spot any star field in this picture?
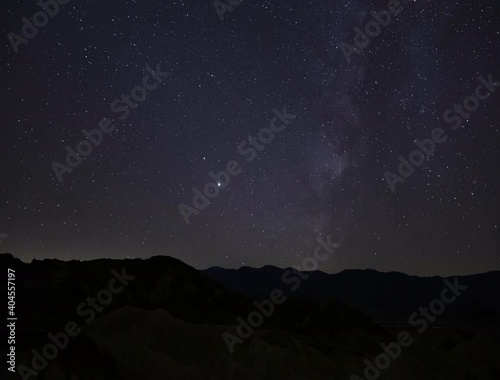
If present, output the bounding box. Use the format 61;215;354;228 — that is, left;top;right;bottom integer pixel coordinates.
0;0;499;276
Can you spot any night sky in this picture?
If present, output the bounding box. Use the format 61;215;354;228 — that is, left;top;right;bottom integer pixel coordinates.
1;0;499;276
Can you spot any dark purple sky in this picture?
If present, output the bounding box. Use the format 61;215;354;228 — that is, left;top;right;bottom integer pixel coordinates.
0;0;499;276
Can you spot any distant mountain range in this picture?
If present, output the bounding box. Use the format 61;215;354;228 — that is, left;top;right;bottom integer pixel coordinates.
203;266;500;327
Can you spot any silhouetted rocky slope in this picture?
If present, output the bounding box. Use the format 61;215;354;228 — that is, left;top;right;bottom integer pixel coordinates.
1;253;250;328
0;253;382;378
37;308;500;380
0;253;378;331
